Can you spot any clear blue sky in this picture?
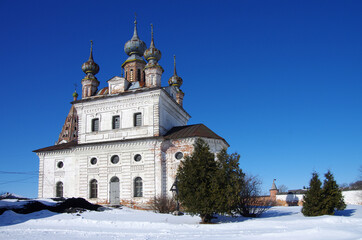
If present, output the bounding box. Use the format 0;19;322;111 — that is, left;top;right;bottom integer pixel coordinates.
0;0;361;197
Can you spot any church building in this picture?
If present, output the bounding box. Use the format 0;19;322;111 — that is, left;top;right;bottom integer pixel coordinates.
34;20;228;206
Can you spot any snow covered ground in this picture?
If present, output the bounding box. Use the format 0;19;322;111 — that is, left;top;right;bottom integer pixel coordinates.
0;202;361;240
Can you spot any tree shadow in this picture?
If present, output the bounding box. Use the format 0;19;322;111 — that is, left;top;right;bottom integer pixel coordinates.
213;214;248;223
334;208;356;217
213;209;297;223
260;209;297;218
0;209;58;227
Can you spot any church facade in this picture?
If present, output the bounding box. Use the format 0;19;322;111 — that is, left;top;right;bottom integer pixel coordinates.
34;20;228;206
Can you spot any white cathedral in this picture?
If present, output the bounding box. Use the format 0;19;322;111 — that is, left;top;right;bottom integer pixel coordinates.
34;20;228;206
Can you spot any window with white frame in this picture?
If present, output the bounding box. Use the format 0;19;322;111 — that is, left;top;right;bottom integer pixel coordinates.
90;179;98;198
92;118;99;132
134;177;143;197
112;115;120;129
56;181;63;198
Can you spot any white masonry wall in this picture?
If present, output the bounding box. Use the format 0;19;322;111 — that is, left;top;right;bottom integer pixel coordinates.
75;89;190;144
276;190;362;205
163;137;228;198
37;138;164;205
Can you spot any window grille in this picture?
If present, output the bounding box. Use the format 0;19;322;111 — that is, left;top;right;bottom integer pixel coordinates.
112;115;120;129
92;118;99;132
134;113;142;127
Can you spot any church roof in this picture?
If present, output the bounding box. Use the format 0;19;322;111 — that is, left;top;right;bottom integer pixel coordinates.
34;124;228;153
34;140;79;152
164;124;228;146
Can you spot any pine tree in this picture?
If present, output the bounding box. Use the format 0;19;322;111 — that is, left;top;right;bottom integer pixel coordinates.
176;138;219;223
321;170;346;215
302;172;323;216
213;149;244;216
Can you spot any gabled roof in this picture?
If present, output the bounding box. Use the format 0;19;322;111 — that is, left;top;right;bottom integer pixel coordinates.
34;140;78;152
164;124;228;146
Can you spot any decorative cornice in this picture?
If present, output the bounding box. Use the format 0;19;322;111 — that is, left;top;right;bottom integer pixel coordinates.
72;87;162;104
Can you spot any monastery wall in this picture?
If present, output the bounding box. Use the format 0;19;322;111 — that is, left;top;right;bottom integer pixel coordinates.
275;190;362;206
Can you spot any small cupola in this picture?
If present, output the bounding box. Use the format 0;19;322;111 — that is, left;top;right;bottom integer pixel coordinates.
168;55;183;88
168;55;184;106
81;40;100;98
144;24;164;88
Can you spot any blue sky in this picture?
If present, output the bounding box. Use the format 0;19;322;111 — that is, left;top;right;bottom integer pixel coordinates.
0;0;361;197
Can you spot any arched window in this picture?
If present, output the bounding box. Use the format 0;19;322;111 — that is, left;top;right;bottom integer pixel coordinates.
90;179;98;198
56;181;63;198
134;177;143;197
110;176;119;183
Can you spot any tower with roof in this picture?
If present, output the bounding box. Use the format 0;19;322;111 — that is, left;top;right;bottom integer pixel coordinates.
34;19;229;207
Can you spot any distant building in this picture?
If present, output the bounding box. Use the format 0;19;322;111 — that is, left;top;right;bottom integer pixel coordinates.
34;20;228;206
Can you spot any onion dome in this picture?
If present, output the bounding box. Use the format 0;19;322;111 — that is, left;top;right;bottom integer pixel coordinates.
72;90;78;98
82;40;100;79
124;18;147;57
168;55;183;87
72;90;78;101
144;24;161;63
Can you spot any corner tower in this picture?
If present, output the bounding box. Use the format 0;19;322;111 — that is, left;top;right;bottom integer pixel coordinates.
122;18;147;85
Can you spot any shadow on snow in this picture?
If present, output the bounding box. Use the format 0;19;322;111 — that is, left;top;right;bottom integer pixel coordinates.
213;209;297;223
0;209;58;227
334;208;356;217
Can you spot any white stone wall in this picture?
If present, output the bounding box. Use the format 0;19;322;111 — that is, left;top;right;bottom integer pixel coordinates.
276;193;304;203
75;89;190;144
37;137;228;204
37;150;77;198
276;190;362;205
159;91;190;135
37;138;164;204
75;90;158;144
342;190;362;205
163;138;228;198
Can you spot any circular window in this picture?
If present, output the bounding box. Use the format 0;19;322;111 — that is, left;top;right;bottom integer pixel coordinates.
57;161;64;168
134;154;142;162
175;152;183;160
90;158;97;165
111;155;119;164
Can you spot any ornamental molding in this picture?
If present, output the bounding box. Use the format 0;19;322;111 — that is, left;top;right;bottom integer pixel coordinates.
76;92;161;114
87;168;99;174
55;171;65;177
83;100;153;114
108;167;122;173
75;138;161;152
131;165;144;171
